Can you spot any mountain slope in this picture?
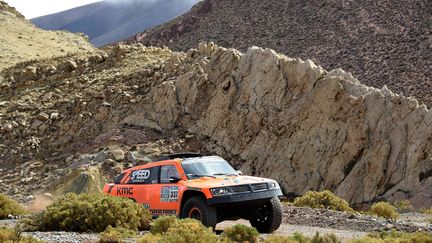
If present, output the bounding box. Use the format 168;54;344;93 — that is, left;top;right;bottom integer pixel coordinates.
31;0;200;47
1;42;432;209
0;1;95;71
128;0;432;106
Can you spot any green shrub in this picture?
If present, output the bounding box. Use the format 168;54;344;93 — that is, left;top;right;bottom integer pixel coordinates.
369;202;399;220
265;235;299;243
138;217;219;243
265;232;340;243
149;216;178;235
162;218;219;243
392;200;413;213
99;226;136;243
419;207;432;215
293;190;354;213
221;224;259;243
0;227;44;243
137;234;162;243
24;193;151;232
353;231;432;243
0;193;27;219
310;232;340;243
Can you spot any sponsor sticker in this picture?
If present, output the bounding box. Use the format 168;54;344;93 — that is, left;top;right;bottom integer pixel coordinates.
117;187;133;195
130;169;150;183
160;186;179;202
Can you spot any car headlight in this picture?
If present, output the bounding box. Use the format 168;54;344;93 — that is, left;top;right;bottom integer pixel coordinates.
210;187;232;196
268;182;280;189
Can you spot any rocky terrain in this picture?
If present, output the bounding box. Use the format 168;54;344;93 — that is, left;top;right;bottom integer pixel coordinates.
1;40;432;210
1;205;431;242
0;1;95;71
128;0;432;106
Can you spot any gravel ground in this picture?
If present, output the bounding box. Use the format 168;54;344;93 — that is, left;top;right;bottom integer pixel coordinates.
283;206;432;233
1;205;431;243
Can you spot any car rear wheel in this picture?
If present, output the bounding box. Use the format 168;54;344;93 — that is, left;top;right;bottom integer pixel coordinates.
181;196;217;229
249;196;282;233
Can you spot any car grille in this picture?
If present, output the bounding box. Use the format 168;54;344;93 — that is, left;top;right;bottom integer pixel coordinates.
230;183;269;193
251;183;268;191
231;185;251;193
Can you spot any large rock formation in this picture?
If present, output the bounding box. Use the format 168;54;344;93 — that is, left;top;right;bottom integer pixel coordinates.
127;0;432;107
1;43;431;208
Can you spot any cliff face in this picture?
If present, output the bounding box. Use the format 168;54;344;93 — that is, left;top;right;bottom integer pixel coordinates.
1;43;431;208
145;43;432;208
127;0;432;107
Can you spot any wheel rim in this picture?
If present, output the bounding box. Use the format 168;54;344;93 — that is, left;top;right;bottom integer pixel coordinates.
189;207;202;220
254;204;270;223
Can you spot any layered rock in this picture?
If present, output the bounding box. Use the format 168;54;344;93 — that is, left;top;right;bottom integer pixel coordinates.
1;43;431;208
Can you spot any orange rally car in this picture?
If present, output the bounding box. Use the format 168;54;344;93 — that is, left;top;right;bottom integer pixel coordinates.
103;153;283;233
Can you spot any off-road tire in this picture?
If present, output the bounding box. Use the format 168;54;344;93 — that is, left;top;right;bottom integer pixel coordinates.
249;196;282;233
181;196;217;229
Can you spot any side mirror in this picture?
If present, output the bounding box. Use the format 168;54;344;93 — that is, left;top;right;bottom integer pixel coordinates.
236;170;243;175
169;177;181;183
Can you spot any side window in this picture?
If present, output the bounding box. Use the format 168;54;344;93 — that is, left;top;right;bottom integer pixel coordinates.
128;167;160;184
160;165;180;184
114;173;125;184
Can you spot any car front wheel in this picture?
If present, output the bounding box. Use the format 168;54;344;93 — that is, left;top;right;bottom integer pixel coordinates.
249;196;282;233
181;196;217;229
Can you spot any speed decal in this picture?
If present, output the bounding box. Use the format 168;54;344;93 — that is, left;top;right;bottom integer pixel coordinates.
130;169;150;183
160;186;179;202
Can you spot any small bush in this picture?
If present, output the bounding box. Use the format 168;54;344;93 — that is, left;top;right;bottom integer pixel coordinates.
369;202;399;220
0;227;43;243
419;207;432;215
149;216;178;235
265;232;340;243
221;224;259;242
99;226;136;243
353;231;432;243
293;190;354;213
392;200;413;213
0;193;27;219
24;193;151;232
264;235;299;243
138;217;218;243
310;232;340;243
137;234;162;243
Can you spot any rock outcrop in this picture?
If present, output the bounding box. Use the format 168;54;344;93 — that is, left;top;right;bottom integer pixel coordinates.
1;43;431;208
127;0;432;107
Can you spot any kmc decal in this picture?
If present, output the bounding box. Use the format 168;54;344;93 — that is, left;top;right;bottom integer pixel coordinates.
117;187;133;195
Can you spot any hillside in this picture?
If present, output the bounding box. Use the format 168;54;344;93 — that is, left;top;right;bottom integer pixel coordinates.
1;42;432;210
0;1;95;71
128;0;432;106
31;0;200;47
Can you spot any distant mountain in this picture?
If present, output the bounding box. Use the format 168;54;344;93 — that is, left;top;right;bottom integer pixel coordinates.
31;0;200;47
127;0;432;107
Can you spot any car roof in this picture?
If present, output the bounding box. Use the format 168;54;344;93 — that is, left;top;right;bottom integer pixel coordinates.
122;155;226;173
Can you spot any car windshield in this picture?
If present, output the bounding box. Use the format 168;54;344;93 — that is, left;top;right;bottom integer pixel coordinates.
181;157;237;179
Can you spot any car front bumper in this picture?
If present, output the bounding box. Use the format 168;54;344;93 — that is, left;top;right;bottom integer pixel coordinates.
207;189;283;205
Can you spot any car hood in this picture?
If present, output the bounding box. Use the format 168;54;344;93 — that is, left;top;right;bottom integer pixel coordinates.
182;175;275;188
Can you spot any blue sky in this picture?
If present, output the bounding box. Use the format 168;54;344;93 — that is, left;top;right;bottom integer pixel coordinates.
4;0;102;18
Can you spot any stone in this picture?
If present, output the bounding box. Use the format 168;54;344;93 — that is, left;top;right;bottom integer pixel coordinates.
36;112;49;121
64;60;78;71
112;150;125;161
50;112;59;120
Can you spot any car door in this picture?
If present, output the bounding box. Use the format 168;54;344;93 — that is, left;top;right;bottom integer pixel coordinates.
125;166;159;209
146;164;181;217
